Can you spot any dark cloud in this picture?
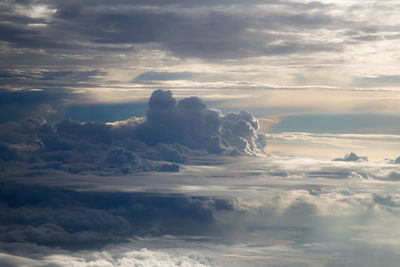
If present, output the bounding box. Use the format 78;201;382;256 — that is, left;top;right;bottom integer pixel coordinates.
0;90;66;123
0;90;266;175
0;182;234;250
0;0;393;107
0;0;346;64
2;145;400;265
0;143;18;162
0;69;107;123
0;69;104;92
333;152;368;162
372;194;399;208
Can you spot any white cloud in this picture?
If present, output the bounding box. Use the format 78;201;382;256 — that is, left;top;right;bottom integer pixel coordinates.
0;248;216;267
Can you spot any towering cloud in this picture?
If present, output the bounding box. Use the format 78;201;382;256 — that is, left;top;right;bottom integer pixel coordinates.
0;90;266;175
137;90;266;154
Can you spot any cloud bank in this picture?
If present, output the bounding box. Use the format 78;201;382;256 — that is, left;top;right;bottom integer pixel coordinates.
0;90;266;175
2;154;400;266
0;182;230;250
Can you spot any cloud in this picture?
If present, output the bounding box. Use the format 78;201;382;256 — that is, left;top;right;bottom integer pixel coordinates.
2;0;400;116
136;90;266;154
0;69;104;90
0;143;18;162
0;246;217;267
372;194;400;208
133;72;198;82
0;0;354;64
4;1;400;265
0;89;67;123
3;152;400;266
333;152;368;162
3;150;400;266
0;90;266;175
0;182;234;250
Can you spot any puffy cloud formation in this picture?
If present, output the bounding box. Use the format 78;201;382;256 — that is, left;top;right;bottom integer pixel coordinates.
332;152;368;162
137;90;266;154
0;90;266;175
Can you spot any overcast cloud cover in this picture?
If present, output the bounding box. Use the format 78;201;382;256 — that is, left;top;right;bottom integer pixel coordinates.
2;0;400;266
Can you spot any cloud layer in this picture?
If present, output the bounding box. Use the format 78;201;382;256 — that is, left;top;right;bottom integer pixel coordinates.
2;153;400;266
0;183;229;248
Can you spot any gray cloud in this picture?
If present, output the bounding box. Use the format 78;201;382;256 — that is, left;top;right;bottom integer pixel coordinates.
0;0;352;64
3;152;400;266
333;152;368;162
0;90;266;175
0;182;232;250
133;72;198;82
0;89;68;123
135;90;265;153
1;0;397;105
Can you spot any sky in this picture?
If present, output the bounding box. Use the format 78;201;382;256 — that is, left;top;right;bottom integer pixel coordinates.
2;0;400;266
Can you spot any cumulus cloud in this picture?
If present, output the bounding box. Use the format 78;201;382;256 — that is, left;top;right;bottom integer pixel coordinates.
137;90;266;154
0;90;266;175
